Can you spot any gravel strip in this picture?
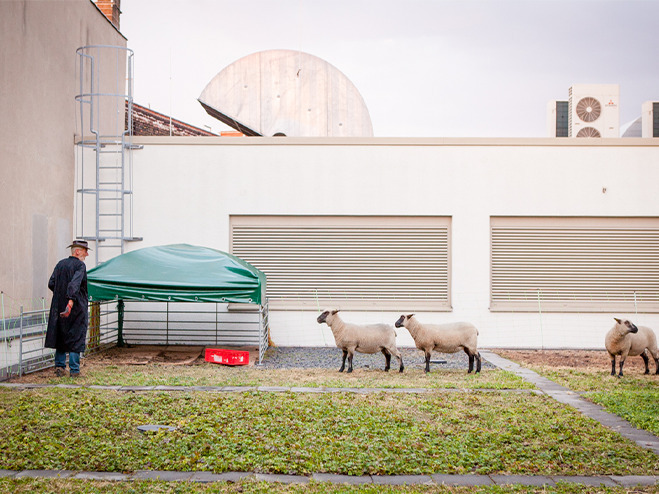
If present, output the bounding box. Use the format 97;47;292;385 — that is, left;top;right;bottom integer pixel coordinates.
259;346;495;371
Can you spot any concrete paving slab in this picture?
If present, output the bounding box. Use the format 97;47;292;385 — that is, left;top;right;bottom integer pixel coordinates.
610;475;658;486
3;469;658;487
551;475;618;487
132;470;194;481
119;386;155;392
221;386;256;392
15;469;74;479
212;472;254;482
340;388;373;394
371;474;434;485
89;385;122;390
154;386;190;392
74;471;130;481
290;387;325;393
255;473;309;483
490;474;555;486
189;386;223;392
188;471;236;483
431;474;493;486
312;473;373;484
324;387;347;393
257;386;290;392
385;388;429;394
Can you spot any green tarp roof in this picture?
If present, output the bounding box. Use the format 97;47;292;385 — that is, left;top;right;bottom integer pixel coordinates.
87;244;266;305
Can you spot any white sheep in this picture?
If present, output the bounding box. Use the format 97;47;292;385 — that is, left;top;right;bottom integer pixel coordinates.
317;309;404;373
395;314;481;373
605;317;659;377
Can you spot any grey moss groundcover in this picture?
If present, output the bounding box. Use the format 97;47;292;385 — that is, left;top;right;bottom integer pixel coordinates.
0;389;656;477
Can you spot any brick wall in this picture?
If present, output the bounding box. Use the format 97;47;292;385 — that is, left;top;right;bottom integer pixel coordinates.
94;0;121;29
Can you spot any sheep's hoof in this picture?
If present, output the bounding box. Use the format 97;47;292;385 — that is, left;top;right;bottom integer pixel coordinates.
338;368;344;373
384;368;390;372
347;369;353;374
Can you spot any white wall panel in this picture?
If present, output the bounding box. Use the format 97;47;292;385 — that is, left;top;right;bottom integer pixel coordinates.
118;137;659;349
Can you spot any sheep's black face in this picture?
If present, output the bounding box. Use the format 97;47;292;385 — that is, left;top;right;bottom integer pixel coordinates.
615;317;639;334
317;311;329;324
395;315;405;328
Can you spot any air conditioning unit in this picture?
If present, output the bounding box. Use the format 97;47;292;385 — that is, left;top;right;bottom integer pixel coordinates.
641;101;659;138
568;84;619;138
546;100;568;137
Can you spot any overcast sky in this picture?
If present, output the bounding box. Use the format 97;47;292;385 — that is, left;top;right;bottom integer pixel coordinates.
120;0;659;137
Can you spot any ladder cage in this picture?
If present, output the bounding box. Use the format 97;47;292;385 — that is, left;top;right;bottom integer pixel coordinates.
75;45;140;266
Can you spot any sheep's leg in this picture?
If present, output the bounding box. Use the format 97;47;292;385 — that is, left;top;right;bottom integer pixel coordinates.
610;356;616;376
347;351;354;373
641;352;650;375
654;356;659;375
424;352;431;373
618;350;630;377
339;349;348;373
465;348;474;373
381;349;391;372
618;357;626;378
475;352;482;373
396;352;405;373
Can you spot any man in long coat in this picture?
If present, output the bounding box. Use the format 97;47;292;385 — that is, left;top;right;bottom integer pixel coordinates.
45;240;90;377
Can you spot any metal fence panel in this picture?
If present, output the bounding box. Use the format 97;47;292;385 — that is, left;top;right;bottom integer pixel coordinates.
121;301;269;362
0;301;119;381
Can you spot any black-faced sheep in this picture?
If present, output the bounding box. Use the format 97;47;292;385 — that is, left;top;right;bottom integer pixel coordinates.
605;317;659;377
395;314;481;373
317;309;404;373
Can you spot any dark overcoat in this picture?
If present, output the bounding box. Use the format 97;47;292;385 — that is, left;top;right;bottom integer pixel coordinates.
45;256;88;353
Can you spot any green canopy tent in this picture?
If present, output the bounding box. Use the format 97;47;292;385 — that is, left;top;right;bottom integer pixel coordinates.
87;244;268;362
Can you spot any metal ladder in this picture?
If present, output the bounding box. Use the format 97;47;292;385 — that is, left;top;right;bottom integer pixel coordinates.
75;45;141;265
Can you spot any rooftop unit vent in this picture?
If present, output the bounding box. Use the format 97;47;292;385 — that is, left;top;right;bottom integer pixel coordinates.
575;97;601;123
568;84;619;138
576;127;601;138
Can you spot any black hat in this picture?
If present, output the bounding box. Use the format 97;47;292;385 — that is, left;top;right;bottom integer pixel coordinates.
67;239;91;250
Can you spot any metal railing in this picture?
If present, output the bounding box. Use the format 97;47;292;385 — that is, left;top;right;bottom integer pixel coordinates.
0;301;119;381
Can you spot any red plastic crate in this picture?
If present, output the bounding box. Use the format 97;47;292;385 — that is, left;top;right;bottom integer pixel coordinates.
204;348;249;366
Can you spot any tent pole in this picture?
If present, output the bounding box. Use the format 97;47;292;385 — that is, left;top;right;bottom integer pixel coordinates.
117;299;125;347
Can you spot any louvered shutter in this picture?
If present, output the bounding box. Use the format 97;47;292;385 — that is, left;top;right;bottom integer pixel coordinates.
491;217;659;312
231;216;451;310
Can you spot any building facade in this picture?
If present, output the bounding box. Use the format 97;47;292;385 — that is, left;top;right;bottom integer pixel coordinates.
93;136;659;349
0;0;126;314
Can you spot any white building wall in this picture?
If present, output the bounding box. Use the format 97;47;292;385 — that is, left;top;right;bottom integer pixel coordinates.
112;136;659;350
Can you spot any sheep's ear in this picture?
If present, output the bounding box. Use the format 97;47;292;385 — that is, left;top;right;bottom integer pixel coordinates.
614;317;622;324
407;314;414;318
331;309;339;315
